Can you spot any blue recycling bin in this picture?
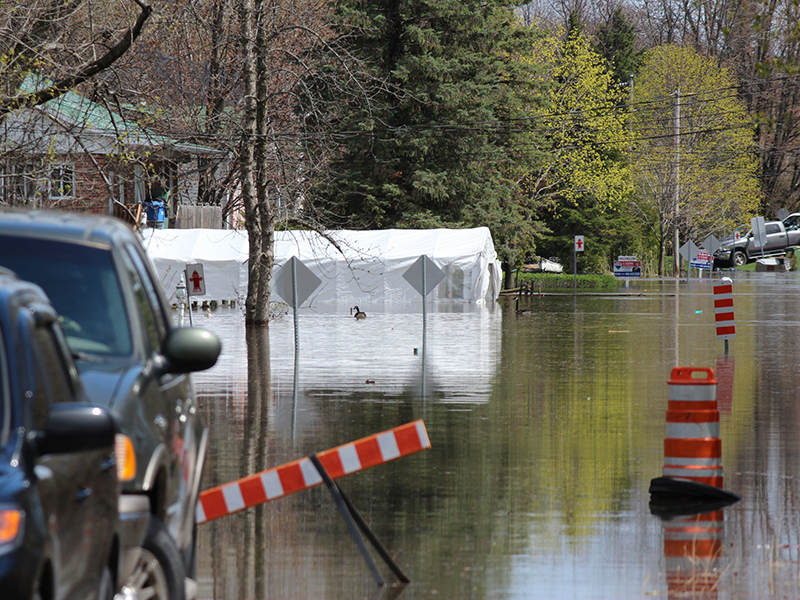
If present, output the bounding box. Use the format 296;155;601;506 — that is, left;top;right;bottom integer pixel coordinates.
144;199;166;229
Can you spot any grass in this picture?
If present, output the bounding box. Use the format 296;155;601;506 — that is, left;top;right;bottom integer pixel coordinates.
517;272;619;290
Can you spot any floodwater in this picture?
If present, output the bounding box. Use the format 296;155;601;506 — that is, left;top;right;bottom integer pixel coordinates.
190;272;800;599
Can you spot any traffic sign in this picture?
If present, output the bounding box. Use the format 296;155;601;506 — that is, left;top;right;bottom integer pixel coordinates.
186;264;206;296
613;256;642;277
679;240;701;262
574;235;585;252
402;255;445;297
751;216;767;248
702;235;721;255
273;256;322;307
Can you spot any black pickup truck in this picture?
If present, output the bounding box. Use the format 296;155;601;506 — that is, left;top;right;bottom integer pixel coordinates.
713;215;800;267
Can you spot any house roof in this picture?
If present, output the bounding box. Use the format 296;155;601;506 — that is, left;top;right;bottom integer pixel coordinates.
17;74;224;158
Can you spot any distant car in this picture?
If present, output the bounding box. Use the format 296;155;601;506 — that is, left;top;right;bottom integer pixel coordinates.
0;269;121;600
0;211;221;600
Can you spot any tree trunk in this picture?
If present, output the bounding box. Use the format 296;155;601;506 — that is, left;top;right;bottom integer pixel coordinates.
503;260;515;289
240;0;276;326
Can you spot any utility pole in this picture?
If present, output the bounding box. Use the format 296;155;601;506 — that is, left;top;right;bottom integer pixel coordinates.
673;88;680;278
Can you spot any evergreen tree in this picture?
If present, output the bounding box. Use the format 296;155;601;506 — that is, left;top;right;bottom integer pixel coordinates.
594;7;641;85
300;0;551;279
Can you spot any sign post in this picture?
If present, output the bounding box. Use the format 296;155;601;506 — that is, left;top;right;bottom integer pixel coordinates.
751;216;767;259
574;236;584;294
679;240;701;283
689;250;712;277
403;256;446;397
273;256;322;351
613;256;642;287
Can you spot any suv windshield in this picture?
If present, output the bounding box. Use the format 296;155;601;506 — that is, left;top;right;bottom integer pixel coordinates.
0;237;132;356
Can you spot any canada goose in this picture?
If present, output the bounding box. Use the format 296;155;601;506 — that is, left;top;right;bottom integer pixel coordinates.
515;296;531;316
353;306;367;319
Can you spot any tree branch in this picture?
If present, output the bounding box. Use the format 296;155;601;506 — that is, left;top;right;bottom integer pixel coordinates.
0;0;152;119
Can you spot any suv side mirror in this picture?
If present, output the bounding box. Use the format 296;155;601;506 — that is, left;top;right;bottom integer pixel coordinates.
162;327;221;374
36;404;118;456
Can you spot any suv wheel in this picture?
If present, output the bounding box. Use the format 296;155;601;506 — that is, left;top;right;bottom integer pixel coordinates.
733;251;747;267
124;517;186;600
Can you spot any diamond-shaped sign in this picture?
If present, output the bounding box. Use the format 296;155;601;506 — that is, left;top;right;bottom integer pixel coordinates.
272;256;322;307
702;234;721;255
679;240;701;262
403;255;445;297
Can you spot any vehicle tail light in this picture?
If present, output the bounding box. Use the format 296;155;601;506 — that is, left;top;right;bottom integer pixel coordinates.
115;434;136;482
0;509;22;545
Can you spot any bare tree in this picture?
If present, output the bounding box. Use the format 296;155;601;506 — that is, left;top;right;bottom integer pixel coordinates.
0;0;153;118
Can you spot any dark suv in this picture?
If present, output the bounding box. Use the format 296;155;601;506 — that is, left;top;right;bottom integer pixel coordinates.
0;212;221;600
0;269;121;599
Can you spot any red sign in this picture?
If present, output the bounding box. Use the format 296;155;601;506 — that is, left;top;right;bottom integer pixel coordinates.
186;263;206;296
574;235;585;252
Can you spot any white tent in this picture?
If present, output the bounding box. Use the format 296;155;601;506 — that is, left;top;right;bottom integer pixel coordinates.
142;227;501;306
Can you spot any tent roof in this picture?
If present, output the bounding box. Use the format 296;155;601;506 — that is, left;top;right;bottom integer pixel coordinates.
143;227;502;306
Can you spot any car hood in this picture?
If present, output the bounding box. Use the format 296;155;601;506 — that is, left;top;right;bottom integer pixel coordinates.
76;356;139;408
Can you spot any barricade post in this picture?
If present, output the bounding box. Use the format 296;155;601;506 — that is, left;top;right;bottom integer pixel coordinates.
650;367;740;502
713;277;735;355
197;419;430;524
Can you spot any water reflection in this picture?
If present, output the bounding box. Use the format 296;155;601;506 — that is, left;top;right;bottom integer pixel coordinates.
192;272;800;599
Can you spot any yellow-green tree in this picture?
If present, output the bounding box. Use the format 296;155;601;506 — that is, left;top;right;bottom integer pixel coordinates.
530;26;631;209
629;45;760;275
525;25;632;271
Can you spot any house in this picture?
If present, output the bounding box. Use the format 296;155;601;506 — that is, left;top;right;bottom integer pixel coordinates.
0;75;227;226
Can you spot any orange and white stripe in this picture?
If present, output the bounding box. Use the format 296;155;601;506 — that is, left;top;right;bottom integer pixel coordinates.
196;420;431;524
664;510;724;596
713;277;735;340
662;367;723;488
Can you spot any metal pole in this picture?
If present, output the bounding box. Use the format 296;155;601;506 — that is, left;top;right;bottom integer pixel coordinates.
184;269;194;327
573;247;577;294
422;257;427;398
674;88;681;279
308;454;385;587
292;257;299;353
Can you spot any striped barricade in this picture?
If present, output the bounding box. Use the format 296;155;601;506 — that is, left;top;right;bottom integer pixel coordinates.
713;278;735;340
196;420;431;524
662;367;723;488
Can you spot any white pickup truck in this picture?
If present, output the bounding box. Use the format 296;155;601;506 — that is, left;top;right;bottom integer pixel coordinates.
713;215;800;267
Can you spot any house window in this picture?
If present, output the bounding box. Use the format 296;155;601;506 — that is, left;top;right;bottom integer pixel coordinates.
49;165;74;199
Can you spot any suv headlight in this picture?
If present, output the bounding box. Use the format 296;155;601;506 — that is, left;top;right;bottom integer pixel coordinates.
115;434;136;482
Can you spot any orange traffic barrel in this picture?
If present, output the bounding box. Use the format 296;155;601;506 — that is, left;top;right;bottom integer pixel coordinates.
662;367;722;488
664;509;723;599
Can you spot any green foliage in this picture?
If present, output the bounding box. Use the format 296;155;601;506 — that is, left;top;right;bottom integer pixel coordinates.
535;200;646;273
300;0;551;270
629;45;761;246
594;7;641;85
529;26;632;209
517;272;618;289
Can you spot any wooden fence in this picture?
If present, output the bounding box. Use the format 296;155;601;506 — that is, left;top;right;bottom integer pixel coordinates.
175;205;224;229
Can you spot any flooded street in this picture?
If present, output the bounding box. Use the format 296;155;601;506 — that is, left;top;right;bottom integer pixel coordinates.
190;272;800;599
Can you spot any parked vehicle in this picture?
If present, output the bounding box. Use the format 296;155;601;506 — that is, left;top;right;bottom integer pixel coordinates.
0;211;221;600
713;219;800;267
0;269;122;600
